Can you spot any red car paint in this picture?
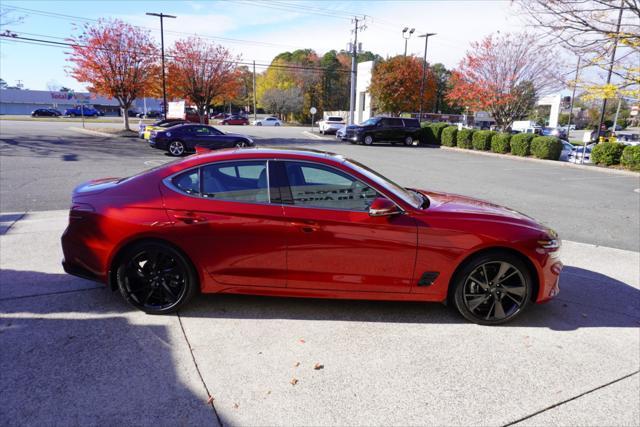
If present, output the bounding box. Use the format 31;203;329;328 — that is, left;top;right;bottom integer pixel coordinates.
61;148;561;306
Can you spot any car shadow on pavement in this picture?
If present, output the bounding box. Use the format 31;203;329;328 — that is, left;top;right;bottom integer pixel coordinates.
0;270;223;426
180;266;639;331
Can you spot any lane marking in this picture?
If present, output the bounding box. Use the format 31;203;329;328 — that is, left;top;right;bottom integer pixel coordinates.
302;131;324;140
144;159;171;167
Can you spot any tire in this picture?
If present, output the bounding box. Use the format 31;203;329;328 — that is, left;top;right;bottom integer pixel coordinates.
363;135;374;145
70;113;76;117
320;130;324;135
404;135;419;146
256;122;262;126
452;251;532;325
116;241;198;314
168;140;186;157
235;141;247;148
274;122;280;126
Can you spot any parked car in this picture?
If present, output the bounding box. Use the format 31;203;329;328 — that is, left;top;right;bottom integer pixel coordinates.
64;106;99;117
318;116;345;134
559;140;575;162
221;115;249;125
211;112;230;120
31;108;61;117
541;127;567;139
138;119;189;139
149;124;254;156
61;148;562;324
95;109;105;116
567;142;594;163
137;110;163;119
252;117;282;126
342;116;422;146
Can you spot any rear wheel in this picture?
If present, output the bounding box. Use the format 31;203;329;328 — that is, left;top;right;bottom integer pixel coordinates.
168;140;186;156
235;141;247;148
363;135;374;145
404;135;418;146
274;122;281;126
256;122;262;126
116;242;197;314
452;251;532;325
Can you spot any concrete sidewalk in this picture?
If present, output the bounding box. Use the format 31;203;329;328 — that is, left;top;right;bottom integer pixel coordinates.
1;210;638;426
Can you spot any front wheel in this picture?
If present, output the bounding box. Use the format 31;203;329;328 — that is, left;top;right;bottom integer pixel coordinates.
168;140;186;156
452;252;532;325
116;242;198;314
274;123;280;126
363;135;374;145
235;141;247;148
256;122;262;126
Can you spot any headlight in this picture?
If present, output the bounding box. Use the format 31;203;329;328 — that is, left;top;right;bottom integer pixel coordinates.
538;239;560;249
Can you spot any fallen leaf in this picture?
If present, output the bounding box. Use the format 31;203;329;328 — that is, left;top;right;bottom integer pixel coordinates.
207;396;215;404
314;363;324;370
290;378;299;386
294;362;300;367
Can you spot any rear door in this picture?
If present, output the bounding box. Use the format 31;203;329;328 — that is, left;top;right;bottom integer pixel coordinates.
160;160;287;288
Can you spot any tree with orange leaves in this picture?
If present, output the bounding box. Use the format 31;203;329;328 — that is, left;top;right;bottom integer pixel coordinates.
167;37;240;123
67;19;159;130
447;32;561;130
369;55;436;116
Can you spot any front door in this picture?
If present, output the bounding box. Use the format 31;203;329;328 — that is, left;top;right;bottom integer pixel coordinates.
160;160;287;289
279;160;417;293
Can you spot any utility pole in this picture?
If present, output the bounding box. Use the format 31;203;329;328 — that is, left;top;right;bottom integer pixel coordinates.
348;16;366;126
596;0;623;140
566;56;581;142
402;27;415;57
146;12;176;119
252;60;257;122
418;33;436;122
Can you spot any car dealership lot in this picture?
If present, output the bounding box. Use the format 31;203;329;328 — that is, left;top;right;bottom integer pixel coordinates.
1;120;639;425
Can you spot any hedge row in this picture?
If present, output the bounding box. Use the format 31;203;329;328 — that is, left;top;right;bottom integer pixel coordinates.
621;145;640;171
491;133;511;154
441;126;458;147
418;122;452;145
472;130;497;151
531;136;562;160
591;142;625;166
510;133;535;156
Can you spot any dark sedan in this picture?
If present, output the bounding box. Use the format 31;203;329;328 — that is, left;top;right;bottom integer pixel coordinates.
149;124;254;156
31;108;62;117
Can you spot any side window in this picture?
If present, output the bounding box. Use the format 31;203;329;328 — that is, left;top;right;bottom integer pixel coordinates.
390;118;404;126
381;118;392;127
193;126;210;135
284;162;379;211
201;161;269;203
172;169;200;195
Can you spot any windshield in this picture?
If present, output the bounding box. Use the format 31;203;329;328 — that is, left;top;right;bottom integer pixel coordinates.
359;118;380;127
344;158;423;208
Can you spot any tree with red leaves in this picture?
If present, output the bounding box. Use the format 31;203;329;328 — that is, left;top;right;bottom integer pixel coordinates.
167;37;240;123
447;32;562;130
369;55;436;117
67;19;159;130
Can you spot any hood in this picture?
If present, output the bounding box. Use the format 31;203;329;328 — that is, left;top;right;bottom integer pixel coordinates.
419;190;544;229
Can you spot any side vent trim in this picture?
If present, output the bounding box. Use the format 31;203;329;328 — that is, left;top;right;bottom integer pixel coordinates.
418;271;439;287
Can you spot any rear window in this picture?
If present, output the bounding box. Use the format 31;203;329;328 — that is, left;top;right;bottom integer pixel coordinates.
172;170;200;195
327;117;343;122
402;119;420;128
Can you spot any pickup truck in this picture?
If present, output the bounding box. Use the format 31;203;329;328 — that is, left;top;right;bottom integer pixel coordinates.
64;106;99;117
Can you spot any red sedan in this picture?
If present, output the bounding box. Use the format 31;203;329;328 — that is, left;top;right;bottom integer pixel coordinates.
61;148;562;325
221;115;249;125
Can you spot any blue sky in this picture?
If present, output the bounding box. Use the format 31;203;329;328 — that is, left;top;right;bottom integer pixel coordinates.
0;0;543;91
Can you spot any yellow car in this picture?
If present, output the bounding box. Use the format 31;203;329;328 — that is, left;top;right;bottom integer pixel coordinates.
138;119;188;140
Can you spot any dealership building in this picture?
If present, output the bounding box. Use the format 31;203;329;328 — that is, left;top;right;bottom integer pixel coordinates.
0;89;162;116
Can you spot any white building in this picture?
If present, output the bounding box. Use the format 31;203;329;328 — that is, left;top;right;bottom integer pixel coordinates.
354;61;374;124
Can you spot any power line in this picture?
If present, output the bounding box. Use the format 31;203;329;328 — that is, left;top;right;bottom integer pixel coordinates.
0;33;352;74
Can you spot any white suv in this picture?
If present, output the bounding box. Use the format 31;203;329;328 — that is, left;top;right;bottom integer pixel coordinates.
318;116;345;135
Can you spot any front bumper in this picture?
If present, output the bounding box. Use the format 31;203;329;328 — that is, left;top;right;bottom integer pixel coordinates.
149;139;167;150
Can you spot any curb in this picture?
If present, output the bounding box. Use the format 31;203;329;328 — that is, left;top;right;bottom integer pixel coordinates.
423;144;640;177
68;127;121;138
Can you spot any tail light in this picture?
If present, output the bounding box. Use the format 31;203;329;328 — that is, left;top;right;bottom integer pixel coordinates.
69;202;95;220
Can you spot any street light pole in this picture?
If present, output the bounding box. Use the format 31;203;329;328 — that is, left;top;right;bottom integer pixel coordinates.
402;27;415;57
418;32;436;122
146;12;176;119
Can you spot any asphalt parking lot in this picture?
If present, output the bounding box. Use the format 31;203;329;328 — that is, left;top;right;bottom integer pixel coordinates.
1;119;639;426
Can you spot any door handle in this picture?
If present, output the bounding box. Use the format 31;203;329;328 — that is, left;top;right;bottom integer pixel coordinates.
291;220;319;233
172;212;208;224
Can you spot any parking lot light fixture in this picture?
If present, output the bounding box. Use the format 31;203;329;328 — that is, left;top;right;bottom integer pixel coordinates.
146;12;176;119
402;27;415;57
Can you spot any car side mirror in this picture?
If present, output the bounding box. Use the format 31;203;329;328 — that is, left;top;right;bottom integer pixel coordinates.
369;197;401;217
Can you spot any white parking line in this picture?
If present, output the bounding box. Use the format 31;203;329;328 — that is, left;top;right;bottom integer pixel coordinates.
302;130;324;140
143;159;171;167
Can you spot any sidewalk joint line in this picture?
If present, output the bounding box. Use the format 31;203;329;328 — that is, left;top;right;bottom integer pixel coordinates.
177;311;223;426
0;211;27;235
503;370;640;426
0;286;103;302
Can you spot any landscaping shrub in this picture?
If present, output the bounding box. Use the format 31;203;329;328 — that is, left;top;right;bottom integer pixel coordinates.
531;136;562;160
441;126;458;147
472;130;496;151
491;133;511;154
457;128;474;149
431;122;449;144
621;145;640;171
419;122;436;145
510;133;535;156
591;142;625;166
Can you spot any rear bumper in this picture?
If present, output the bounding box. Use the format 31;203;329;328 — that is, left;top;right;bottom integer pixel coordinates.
62;258;103;284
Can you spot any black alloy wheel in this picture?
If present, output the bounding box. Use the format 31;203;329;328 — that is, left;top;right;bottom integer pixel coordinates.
453;252;532;325
116;242;197;314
